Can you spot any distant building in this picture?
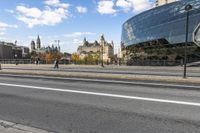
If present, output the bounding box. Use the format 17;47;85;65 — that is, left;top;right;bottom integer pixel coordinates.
0;42;13;59
156;0;176;7
36;35;41;49
77;35;114;62
31;40;36;51
0;41;29;59
30;35;60;53
20;46;30;58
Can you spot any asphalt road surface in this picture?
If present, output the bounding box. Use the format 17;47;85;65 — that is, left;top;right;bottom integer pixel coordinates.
0;75;200;133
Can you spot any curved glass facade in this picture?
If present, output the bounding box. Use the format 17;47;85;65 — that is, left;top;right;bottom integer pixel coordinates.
121;0;200;47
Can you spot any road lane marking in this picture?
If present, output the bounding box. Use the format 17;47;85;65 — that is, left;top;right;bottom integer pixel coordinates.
0;82;200;107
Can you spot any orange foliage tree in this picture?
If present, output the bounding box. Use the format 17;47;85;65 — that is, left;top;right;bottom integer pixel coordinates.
71;53;80;64
45;52;63;64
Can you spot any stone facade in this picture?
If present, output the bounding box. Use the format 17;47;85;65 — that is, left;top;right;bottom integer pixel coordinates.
31;35;60;53
77;35;114;62
36;35;41;49
0;43;13;59
0;41;29;59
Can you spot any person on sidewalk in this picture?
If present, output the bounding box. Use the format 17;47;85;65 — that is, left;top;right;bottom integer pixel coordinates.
54;58;59;69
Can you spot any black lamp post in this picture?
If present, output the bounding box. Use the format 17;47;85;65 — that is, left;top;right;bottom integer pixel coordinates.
101;45;104;67
15;54;18;65
183;4;192;79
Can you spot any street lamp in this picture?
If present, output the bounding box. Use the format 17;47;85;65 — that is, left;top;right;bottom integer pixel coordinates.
14;54;18;65
101;45;104;67
55;40;60;46
183;4;192;79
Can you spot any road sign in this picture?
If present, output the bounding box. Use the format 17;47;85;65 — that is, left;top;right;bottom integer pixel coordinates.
193;23;200;47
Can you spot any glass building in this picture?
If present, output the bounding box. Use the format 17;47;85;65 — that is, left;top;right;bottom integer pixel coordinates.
121;0;200;48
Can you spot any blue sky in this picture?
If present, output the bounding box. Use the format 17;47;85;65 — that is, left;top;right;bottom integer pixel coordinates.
0;0;155;53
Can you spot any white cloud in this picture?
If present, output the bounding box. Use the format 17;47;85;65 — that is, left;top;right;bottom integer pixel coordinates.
44;0;70;8
76;6;87;13
116;0;132;12
97;1;117;15
64;32;96;38
5;9;14;14
0;22;18;31
16;6;42;18
116;0;153;13
16;5;70;28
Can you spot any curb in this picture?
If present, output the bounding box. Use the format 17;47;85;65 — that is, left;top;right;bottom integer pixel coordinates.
1;69;200;84
0;73;200;90
0;120;53;133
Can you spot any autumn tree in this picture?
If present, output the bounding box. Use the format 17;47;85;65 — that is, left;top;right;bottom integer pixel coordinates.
71;53;80;64
45;52;62;64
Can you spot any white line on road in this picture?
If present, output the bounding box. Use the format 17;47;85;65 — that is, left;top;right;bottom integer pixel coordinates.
0;82;200;107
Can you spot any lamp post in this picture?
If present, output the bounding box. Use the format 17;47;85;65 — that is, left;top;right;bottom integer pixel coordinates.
101;45;104;67
55;40;60;46
183;4;192;79
15;54;18;65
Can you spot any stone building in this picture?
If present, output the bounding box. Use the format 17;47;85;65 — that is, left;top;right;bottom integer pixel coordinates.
30;35;60;53
36;35;41;49
0;42;13;59
31;40;36;51
77;35;114;62
0;41;29;59
20;46;30;58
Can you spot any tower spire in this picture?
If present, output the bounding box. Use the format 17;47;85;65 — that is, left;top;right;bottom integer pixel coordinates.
36;35;41;49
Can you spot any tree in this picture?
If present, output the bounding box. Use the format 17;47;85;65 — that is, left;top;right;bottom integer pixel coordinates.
45;53;62;64
71;53;80;64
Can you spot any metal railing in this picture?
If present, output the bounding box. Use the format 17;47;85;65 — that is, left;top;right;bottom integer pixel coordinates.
0;58;200;66
0;59;32;64
0;59;71;65
125;59;183;66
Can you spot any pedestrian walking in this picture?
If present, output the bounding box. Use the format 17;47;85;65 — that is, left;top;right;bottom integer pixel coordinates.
37;58;40;65
54;58;59;69
35;58;38;65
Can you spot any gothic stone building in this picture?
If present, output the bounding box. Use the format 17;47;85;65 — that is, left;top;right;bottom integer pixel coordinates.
30;35;60;54
77;35;114;62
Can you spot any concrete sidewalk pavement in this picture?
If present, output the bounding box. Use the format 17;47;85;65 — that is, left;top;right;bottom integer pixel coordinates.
0;68;200;85
1;64;200;72
0;64;200;84
0;120;53;133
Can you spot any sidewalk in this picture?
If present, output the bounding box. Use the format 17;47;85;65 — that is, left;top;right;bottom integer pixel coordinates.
0;67;200;84
0;120;53;133
1;64;200;72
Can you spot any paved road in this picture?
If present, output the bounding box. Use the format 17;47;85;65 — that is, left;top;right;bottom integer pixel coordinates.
0;75;200;133
3;65;200;77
